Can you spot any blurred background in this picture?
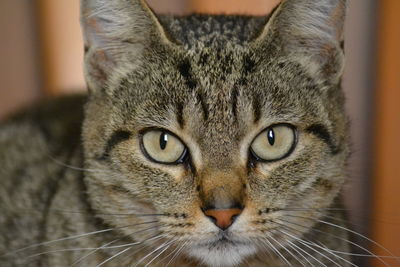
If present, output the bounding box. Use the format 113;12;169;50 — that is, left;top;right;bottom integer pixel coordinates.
0;0;398;266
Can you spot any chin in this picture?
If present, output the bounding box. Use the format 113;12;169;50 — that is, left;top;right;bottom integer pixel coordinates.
187;239;257;267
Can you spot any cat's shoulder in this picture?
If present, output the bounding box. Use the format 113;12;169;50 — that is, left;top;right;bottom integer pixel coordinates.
0;94;87;196
0;94;86;145
0;95;88;265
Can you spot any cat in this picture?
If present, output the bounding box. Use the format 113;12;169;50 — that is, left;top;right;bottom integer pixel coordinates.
0;0;378;266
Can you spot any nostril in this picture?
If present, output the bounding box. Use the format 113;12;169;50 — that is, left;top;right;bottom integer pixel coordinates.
206;214;218;224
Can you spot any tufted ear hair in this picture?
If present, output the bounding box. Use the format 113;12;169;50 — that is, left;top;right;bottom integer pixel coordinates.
257;0;347;84
81;0;173;92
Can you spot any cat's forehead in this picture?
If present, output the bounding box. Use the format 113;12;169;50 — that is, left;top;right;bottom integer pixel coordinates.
121;37;322;127
113;13;322;123
122;45;319;142
110;14;329;156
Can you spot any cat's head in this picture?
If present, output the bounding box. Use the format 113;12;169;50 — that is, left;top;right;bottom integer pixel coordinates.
81;0;348;265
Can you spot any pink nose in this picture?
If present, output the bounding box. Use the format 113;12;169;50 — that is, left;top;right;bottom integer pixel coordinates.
204;208;242;230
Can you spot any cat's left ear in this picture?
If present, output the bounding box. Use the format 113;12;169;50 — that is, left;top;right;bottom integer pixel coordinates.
81;0;174;92
256;0;347;84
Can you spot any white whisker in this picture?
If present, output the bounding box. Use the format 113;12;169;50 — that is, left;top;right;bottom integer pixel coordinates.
165;240;189;267
2;228;114;257
119;234;165;265
317;218;400;264
285;239;315;266
274;219;354;266
48;154;113;174
94;246;132;267
271;225;334;267
69;224;159;266
269;234;306;266
1;221;158;258
98;234;165;267
26;238;149;259
154;239;183;265
47;209;164;217
144;241;174;267
280;215;393;265
69;239;117;267
279;229;355;267
132;239;174;267
263;234;293;267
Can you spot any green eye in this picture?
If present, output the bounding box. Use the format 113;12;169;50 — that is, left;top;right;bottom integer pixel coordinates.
250;124;297;162
141;130;187;164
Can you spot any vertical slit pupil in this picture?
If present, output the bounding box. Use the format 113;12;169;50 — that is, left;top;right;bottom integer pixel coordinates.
267;129;275;146
160;132;168;150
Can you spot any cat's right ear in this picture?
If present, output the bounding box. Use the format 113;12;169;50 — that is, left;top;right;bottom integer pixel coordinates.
81;0;173;92
255;0;347;84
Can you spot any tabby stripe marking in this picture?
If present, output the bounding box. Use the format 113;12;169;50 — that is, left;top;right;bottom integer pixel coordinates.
178;59;197;90
252;92;262;123
231;87;239;119
175;101;185;128
306;124;340;155
196;90;209;121
100;130;131;160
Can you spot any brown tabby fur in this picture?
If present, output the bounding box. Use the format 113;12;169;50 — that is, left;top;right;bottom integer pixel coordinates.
0;0;355;266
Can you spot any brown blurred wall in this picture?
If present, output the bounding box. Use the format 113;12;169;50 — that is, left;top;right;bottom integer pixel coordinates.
37;0;85;95
189;0;279;15
371;0;400;265
0;1;41;119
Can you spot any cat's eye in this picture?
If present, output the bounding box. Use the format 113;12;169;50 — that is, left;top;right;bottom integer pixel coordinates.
250;124;297;162
141;130;187;164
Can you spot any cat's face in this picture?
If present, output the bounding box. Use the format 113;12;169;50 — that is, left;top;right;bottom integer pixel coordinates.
81;0;348;265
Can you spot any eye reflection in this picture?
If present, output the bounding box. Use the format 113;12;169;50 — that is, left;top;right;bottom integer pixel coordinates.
267;129;275;146
160;132;168;150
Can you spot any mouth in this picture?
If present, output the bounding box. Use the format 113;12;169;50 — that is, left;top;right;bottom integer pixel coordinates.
187;232;257;266
197;231;249;250
207;235;236;249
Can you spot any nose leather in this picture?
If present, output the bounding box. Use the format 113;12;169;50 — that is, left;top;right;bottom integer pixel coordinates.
204;208;242;230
